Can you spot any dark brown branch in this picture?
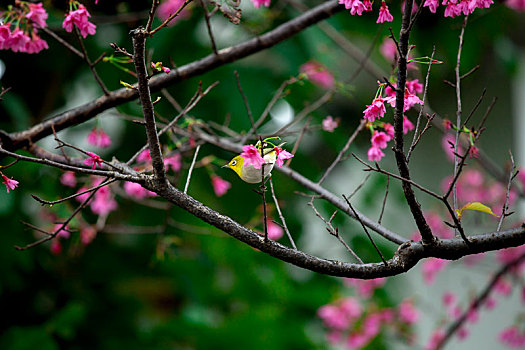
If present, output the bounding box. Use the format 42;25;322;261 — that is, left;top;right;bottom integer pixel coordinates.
392;0;434;245
131;27;168;186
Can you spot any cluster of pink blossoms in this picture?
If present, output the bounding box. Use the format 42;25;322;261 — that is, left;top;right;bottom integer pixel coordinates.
211;175;231;197
339;0;394;23
0;2;49;53
240;144;294;169
423;0;493;17
62;3;96;38
363;80;421;162
318;280;420;348
300;61;335;90
87;127;112;148
157;0;192;24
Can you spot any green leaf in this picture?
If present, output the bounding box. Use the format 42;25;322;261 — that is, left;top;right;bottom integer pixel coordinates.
457;202;499;221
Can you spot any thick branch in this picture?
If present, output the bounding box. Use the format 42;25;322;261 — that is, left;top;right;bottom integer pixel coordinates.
392;0;434;245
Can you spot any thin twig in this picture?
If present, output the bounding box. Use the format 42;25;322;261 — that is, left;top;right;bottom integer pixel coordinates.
346;173;372;199
269;178;297;249
308;199;363;264
199;0;218;54
407;46;435;162
437;252;525;349
149;0;194;35
318;119;367;185
453;15;469;228
285;116;311;167
497;150;516;232
378;175;389;225
343;195;387;265
74;28;109;95
184;144;201;194
32;179;117;206
234;71;257;135
145;0;160;33
40;27;83;58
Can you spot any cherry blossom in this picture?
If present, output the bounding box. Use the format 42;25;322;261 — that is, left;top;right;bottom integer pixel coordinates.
403;116;415;134
363;96;386;122
81;226;97;245
2;174;19;193
62;4;96;38
60;171;77;187
251;0;271;8
240;145;265;169
25;2;48;28
367;146;385;162
266;220;283;240
164;154;182;172
300;61;335;89
377;2;394;23
322;116;339;132
211;175;231;197
398;299;419;324
274;147;294;167
371;131;389;149
84;152;103;169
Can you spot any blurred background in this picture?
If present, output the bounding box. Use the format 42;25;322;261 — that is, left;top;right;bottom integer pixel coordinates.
1;0;525;349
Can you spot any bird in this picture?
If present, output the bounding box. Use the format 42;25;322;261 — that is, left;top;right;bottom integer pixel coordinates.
222;147;277;183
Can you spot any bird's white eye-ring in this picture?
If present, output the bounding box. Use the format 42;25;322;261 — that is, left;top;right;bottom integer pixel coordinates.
231;160;237;166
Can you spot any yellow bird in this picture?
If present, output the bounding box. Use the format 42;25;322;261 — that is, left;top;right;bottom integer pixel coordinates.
222;148;277;183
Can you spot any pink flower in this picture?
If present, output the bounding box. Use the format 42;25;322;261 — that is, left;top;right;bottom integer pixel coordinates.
340;297;363;319
497;246;525;265
407;79;424;94
385;88;423;111
60;171;77;187
363;96;386;122
90;187;117;216
347;333;371;349
124;181;153;199
322;116;339;132
81;226;97;245
423;0;440;12
399;299;419;324
377;2;394;23
457;327;469;340
443;119;453;130
371;131;389;149
267;220;283;240
26;3;48;28
62;5;96;38
380;37;397;61
466;307;479;324
485;297;497;310
468;145;479;158
84;152;103;169
442;134;462;162
350;0;368;15
274;147;294;167
403;116;415;134
6;29;30;52
383;123;394;140
299;61;335;89
211;175;231;197
494;277;512;297
422;258;448;285
50;239;62;255
499;326;525;348
0;25;12;50
240;145;265;169
251;0;271;7
318;305;351;330
162;66;171;74
137;149;152;163
368;146;385;162
157;0;192;23
506;0;525;11
75;187;91;203
2;174;19;193
164;153;182;172
23;34;48;53
87;128;111;148
345;278;386;298
425;328;445;350
53;224;70;239
442;291;457;307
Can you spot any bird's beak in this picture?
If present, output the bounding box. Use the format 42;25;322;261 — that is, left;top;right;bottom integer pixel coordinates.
221;164;230;168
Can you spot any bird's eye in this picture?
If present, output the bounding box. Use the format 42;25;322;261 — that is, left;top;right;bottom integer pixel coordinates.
231;160;237;166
